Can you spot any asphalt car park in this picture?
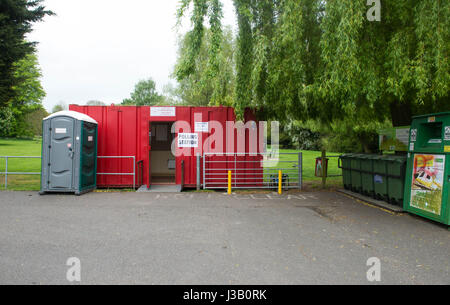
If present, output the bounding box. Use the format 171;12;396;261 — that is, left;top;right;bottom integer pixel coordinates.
0;191;448;285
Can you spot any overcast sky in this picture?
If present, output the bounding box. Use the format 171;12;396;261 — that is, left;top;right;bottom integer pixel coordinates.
27;0;237;112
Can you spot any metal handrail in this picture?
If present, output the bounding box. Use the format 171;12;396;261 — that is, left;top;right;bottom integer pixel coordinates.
0;156;41;190
97;156;136;189
1;155;137;190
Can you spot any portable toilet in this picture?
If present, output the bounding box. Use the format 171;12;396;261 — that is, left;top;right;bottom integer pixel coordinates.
40;111;98;195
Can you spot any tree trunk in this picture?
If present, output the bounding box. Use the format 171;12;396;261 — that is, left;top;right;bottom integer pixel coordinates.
390;100;413;127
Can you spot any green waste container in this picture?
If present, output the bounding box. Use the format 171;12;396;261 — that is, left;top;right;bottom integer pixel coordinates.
386;155;407;206
360;155;377;197
373;155;388;201
339;154;354;190
404;112;450;226
350;154;363;194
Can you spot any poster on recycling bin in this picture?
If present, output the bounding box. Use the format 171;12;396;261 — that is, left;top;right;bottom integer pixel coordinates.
410;154;445;216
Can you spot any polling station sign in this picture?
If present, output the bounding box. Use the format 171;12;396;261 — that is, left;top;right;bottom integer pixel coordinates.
178;133;199;148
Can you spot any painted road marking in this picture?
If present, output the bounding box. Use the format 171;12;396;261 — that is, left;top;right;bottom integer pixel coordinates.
150;193;320;201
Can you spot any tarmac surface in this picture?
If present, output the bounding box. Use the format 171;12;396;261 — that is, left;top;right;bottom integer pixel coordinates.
0;191;448;285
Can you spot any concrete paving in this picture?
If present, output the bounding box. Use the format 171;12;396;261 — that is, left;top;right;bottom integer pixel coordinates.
0;191;448;285
337;189;405;213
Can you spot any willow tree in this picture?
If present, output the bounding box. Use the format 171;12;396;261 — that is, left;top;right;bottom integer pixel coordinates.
263;0;323;121
173;27;235;106
233;0;254;116
176;0;225;106
318;0;449;126
176;0;325;119
177;0;449;126
176;0;280;116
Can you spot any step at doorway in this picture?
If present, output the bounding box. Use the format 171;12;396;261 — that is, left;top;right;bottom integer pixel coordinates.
137;185;182;193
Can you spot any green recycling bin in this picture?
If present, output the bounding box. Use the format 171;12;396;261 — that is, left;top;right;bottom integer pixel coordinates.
373;155;389;201
404;112;450;226
386;155;407;206
360;155;377;197
350;154;363;193
339;154;354;190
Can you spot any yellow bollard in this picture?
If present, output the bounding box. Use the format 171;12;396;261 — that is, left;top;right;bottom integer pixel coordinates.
228;171;232;195
278;170;282;195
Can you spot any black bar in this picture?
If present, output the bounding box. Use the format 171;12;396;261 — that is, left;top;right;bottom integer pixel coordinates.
181;160;185;191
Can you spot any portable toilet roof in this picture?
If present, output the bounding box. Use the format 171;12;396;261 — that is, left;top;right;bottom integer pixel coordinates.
44;110;98;125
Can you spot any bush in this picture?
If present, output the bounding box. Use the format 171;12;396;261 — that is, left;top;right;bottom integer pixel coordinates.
0;106;48;139
321;120;384;153
24;107;48;136
292;128;322;151
0;107;15;137
279;122;322;150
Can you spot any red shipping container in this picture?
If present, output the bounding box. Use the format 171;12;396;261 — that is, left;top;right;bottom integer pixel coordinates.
69;105;263;189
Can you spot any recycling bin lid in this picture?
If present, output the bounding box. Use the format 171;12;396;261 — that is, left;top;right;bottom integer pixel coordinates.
368;154;381;159
340;153;355;158
412;111;450;119
359;154;379;159
353;153;369;159
372;154;387;160
384;155;407;162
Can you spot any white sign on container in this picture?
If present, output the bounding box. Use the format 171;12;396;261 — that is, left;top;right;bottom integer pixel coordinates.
195;122;209;133
151;107;176;117
178;133;199;148
445;126;450;141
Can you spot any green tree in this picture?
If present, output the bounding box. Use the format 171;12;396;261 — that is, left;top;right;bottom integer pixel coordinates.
12;53;46;107
8;53;47;137
264;0;323;121
173;26;235;106
176;0;223;83
86;100;106;106
233;0;254;117
317;0;449;126
176;0;450;152
24;106;48;136
162;83;180;105
52;101;68;113
0;107;15;137
122;79;165;106
0;0;53;108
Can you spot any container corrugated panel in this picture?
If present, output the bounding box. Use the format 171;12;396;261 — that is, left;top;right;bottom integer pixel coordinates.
70;106;143;188
69;105;263;189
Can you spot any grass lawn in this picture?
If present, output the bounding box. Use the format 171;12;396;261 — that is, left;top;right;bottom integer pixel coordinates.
0;138;42;191
0;138;343;191
278;148;343;191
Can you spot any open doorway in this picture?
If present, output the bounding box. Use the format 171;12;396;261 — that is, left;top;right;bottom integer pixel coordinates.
150;122;176;185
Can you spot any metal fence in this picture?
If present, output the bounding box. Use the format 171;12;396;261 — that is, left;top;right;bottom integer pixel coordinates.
203;152;303;191
0;155;137;190
0;156;41;190
97;156;137;189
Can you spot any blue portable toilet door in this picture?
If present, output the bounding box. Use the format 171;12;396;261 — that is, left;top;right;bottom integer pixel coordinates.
48;117;75;190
